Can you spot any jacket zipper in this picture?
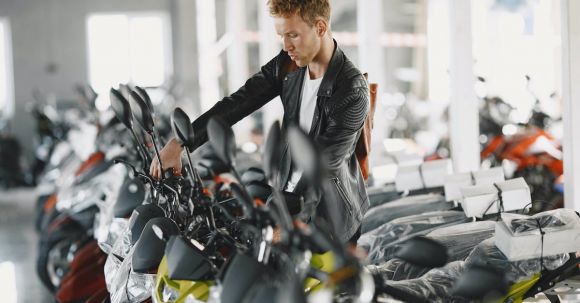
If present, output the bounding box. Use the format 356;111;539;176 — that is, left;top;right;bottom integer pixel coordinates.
333;177;354;216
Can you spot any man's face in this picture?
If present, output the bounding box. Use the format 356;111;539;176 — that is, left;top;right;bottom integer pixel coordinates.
274;13;322;67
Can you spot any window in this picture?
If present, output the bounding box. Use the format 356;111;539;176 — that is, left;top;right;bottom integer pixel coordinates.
86;13;172;111
0;19;14;118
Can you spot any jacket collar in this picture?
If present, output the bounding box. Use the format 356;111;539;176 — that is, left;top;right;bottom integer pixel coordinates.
318;39;343;98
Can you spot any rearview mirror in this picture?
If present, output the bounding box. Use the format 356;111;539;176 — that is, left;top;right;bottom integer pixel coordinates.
130;90;155;134
134;86;153;115
129;204;166;245
132;217;179;274
394;236;448;268
262;121;282;182
287;125;323;187
206;117;236;168
230;183;255;219
110;88;133;130
171;107;195;150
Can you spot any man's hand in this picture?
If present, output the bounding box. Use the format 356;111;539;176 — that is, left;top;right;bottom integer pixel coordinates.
150;137;184;180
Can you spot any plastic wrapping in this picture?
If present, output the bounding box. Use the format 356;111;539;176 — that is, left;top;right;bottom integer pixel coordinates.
361;193;450;233
98;217;129;254
366;221;496;281
109;246;155;303
367;183;400;208
377;261;469;303
501;209;579;236
465;238;570;283
427;221;496;262
371;239;571;302
359;211;467;264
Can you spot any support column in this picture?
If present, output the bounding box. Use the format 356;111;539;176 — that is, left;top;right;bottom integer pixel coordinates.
225;0;253;144
427;0;450;108
258;0;279;68
561;0;580;210
195;0;220;112
173;0;199;116
357;0;385;87
226;0;248;93
448;0;480;172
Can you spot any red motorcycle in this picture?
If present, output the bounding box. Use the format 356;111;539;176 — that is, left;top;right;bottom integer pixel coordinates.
481;125;563;211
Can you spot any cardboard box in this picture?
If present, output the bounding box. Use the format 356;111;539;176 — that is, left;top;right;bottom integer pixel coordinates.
444;167;505;201
385;151;423;167
444;173;473;202
395;165;424;191
460;178;531;218
473;167;505;185
395;159;453;192
494;209;580;260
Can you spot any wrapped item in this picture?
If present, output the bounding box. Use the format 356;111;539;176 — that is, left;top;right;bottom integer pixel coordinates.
360;211;467;264
367;183;400;208
366;221;496;280
495;209;580;260
361;193;450;233
371;239;570;303
109;246;155;303
386;150;424;166
460;177;531;218
395;159;453;192
367;258;432;282
427;221;496;262
370;151;422;187
465;238;570;283
374;261;469;303
444;167;505;201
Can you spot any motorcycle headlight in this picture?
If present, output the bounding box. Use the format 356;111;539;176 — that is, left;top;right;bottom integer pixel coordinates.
126;271;156;302
162;282;180;302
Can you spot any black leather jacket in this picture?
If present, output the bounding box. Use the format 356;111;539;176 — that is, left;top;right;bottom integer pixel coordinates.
191;40;370;242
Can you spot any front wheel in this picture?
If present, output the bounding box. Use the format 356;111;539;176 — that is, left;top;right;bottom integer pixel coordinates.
36;220;88;293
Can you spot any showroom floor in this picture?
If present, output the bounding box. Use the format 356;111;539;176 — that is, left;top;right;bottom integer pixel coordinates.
0;188;52;303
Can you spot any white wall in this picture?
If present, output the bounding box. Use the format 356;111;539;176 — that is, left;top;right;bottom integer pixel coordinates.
0;0;181;159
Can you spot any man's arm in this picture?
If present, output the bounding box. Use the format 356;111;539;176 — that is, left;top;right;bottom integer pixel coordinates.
190;55;283;149
150;53;283;179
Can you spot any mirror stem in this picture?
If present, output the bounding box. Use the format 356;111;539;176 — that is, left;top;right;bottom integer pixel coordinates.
129;128;151;170
185;146;203;189
149;132;165;181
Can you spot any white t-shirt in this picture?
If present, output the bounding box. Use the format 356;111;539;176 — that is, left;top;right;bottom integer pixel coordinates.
285;67;323;192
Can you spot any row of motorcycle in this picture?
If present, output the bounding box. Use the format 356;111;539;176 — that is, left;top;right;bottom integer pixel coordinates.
33;85;578;303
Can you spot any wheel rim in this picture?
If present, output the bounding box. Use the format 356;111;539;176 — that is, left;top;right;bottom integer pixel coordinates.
46;238;79;288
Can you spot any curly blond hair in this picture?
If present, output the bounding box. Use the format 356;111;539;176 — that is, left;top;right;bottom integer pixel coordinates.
267;0;331;26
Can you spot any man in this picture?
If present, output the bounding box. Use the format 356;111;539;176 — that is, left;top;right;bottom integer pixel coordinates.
150;0;369;244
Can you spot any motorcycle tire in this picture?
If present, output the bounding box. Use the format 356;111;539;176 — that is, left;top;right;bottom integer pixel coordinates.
36;219;89;293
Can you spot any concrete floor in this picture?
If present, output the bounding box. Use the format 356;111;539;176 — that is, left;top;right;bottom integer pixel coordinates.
0;188;53;303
